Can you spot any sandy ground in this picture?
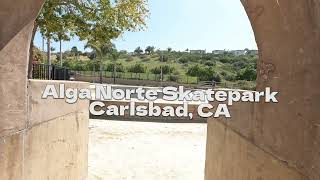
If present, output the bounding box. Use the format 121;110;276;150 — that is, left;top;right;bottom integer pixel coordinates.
88;119;207;180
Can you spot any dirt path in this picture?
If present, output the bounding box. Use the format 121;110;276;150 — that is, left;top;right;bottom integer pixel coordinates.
88;119;207;180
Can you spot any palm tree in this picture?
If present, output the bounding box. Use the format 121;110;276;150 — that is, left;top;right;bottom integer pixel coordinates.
85;41;115;83
110;50;120;83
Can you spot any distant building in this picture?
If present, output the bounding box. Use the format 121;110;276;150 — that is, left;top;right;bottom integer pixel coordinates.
246;50;258;56
189;50;206;54
212;50;225;55
229;50;247;56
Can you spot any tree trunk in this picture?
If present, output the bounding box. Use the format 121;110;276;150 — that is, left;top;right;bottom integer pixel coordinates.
47;37;51;80
113;64;116;84
42;36;45;51
59;39;62;66
99;58;103;84
27;22;38;79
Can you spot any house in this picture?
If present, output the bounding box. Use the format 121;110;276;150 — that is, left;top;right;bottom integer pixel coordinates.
212;50;226;55
246;50;258;56
189;50;206;54
229;50;247;56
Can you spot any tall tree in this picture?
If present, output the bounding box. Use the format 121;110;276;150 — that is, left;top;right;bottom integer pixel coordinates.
145;46;155;54
29;0;149;78
71;46;79;60
134;46;143;55
85;41;115;83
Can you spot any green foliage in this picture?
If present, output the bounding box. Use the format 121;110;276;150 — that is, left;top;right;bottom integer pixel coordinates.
158;55;169;62
186;64;221;82
128;63;145;73
134;47;144;55
204;61;215;66
126;56;134;62
37;0;149;43
178;54;200;64
32;46;45;63
105;63;125;72
150;65;175;74
236;66;257;81
145;46;155;54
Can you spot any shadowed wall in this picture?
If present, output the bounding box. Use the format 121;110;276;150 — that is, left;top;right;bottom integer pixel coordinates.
206;1;320;180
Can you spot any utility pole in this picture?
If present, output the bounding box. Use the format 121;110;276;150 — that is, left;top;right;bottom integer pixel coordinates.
160;53;163;86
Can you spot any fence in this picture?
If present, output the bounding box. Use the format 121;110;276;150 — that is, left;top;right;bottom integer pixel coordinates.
32;64;70;80
72;71;199;85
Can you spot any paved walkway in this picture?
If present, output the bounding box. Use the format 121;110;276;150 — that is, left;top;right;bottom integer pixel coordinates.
88;119;207;180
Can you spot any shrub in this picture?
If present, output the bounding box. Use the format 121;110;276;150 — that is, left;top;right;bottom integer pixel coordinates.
105;63;125;72
169;75;179;82
204;61;215;67
128;63;145;73
186;65;221;82
236;67;257;81
150;65;175;74
126;56;134;62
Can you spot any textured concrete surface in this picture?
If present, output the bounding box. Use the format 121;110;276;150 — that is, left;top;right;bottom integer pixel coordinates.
28;80;89;126
0;80;90;180
0;22;34;137
205;120;306;180
205;1;320;180
1;0;320;179
0;0;43;50
0;1;91;179
0;133;23;180
25;111;88;180
88;119;207;180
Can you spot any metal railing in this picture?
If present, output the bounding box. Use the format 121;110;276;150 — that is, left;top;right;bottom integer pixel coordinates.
32;64;70;80
72;70;199;84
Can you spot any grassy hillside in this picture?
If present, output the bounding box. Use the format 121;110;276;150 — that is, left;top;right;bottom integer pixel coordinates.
35;48;257;89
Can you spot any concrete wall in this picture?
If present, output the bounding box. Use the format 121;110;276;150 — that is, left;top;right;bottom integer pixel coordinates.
0;1;89;179
0;80;89;180
205;1;320;180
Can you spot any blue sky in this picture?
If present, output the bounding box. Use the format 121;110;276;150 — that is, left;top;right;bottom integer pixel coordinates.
34;0;257;52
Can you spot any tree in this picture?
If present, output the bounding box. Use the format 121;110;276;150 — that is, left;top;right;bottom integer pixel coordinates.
110;50;121;83
71;46;79;59
145;46;155;54
128;63;145;73
167;47;172;52
237;67;257;81
85;41;115;83
29;0;149;78
134;46;144;55
53;32;70;66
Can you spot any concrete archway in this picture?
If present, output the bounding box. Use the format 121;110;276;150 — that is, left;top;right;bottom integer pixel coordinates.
0;0;319;180
205;1;320;180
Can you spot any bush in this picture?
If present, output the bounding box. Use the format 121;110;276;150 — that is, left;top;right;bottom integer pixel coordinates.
105;63;125;72
225;74;236;81
128;63;145;73
126;56;134;62
142;57;151;62
204;61;215;67
236;67;256;81
169;75;179;82
186;65;221;82
32;46;45;63
157;55;169;62
150;65;175;74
